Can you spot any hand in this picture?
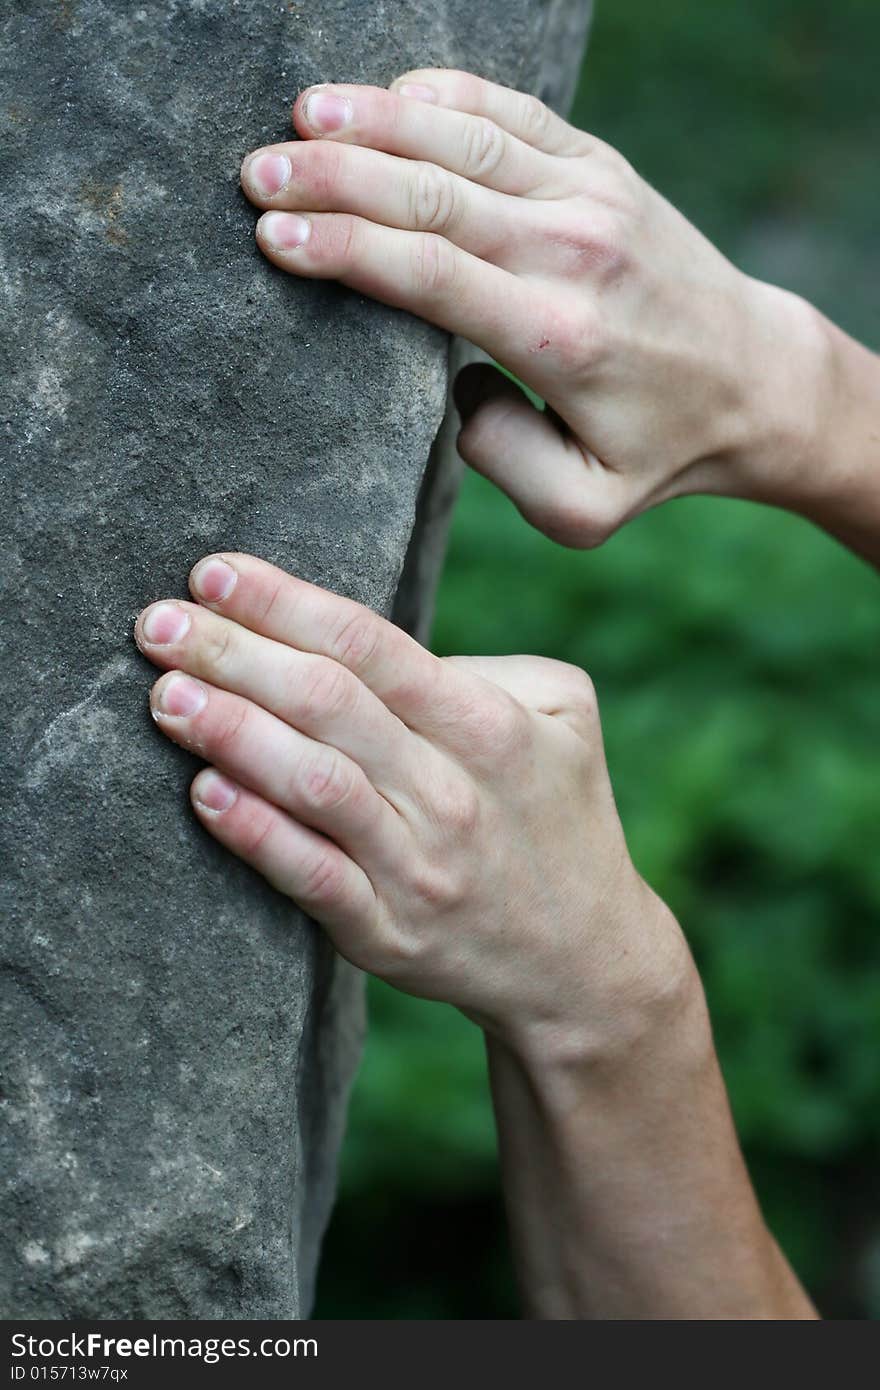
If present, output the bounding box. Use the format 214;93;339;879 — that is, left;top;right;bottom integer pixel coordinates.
238;70;828;547
135;558;815;1316
135;552;691;1054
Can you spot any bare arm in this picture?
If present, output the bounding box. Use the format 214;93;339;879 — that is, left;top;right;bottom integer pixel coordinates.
486;940;816;1319
759;297;880;568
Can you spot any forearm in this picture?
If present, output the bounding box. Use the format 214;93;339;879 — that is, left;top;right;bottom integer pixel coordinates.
485;914;816;1320
733;280;880;567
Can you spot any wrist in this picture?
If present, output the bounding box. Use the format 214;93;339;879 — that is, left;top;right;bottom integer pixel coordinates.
790;308;880;560
717;278;880;561
721;277;834;508
486;892;712;1097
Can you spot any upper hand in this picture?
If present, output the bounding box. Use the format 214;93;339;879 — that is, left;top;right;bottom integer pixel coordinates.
238;70;818;547
135;553;689;1055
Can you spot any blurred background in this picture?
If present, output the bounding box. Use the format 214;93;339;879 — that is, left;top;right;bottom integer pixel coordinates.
315;0;880;1317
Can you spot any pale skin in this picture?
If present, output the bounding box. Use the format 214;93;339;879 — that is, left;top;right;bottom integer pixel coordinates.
136;70;880;1317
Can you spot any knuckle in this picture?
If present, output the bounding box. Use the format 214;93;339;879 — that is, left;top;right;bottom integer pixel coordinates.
556;210;629;280
461;115;505;180
422;767;482;841
328;607;383;675
518;93;552;143
407;857;465;911
212;702;250;754
489;694;529;753
410;161;459;234
412;233;457;298
528;499;615;549
323;213;357;266
258;578;285;626
365;924;423;982
238;811;277;860
563;666;599;721
458;690;528;758
298;656;358;723
523;471;620;546
558;307;606;370
437;783;481;840
204;620;236;671
299;748;357;813
301;850;347;903
596;147;643;205
526;306;604;373
302;140;344;204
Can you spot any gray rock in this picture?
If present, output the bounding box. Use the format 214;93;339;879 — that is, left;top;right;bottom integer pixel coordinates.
0;0;591;1318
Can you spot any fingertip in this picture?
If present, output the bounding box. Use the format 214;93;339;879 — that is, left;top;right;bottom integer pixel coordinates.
294;84;355;138
257;210;312;251
151;670;207;721
189;554;238;605
191;768;240;815
241;147;292;201
291;85;328;141
453;361;517;420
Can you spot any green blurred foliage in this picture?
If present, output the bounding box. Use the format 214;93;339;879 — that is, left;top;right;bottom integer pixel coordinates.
316;0;880;1317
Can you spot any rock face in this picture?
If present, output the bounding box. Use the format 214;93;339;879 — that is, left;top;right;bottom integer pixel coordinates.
0;0;591;1318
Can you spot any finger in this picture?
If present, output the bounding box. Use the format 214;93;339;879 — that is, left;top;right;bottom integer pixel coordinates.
292;83;563;197
186;553;480;743
191;768;378;946
253;209;547;390
454;363;625;548
186;555;544;771
391;68;591;158
135;598;427;808
241;138;542;268
149;671;407;871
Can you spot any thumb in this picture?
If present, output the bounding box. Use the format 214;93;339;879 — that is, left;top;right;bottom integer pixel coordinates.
443;653;600;739
453;363;622;549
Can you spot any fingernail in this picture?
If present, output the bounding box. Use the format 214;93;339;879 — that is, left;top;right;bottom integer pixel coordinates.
259;211;311;250
245;151;291;197
396;83;437;103
191;557;237;603
156;675;206;718
194;770;238;814
303;90;353;133
141;603;190;646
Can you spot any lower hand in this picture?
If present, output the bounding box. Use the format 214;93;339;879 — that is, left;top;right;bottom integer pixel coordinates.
238;70;828;547
135;552;691;1056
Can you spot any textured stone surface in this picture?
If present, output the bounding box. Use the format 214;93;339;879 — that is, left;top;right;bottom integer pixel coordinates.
0;0;590;1318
